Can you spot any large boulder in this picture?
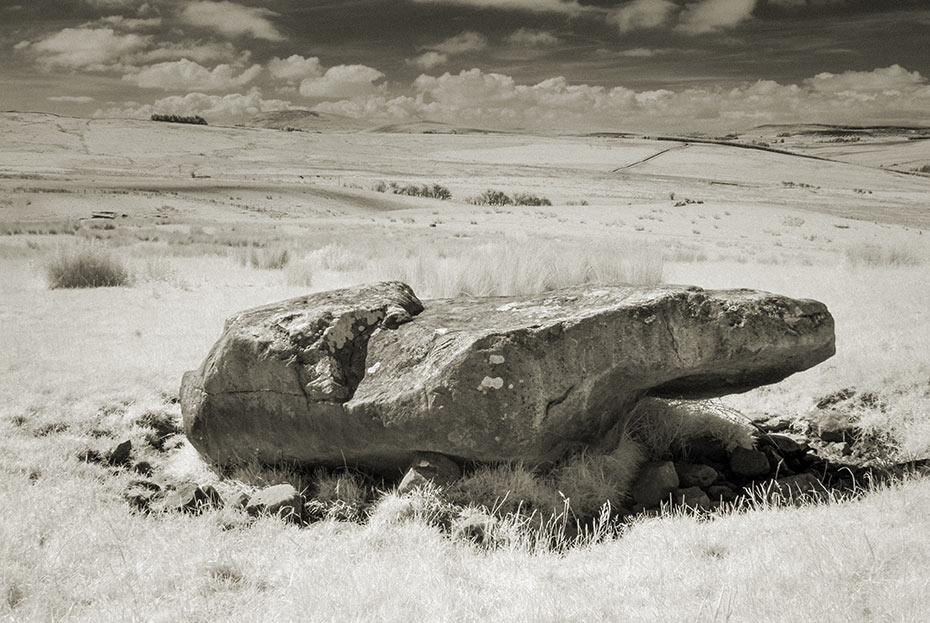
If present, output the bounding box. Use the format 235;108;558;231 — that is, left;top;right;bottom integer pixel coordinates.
181;281;834;473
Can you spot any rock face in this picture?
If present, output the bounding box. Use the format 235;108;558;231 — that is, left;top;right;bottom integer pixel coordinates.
181;281;834;473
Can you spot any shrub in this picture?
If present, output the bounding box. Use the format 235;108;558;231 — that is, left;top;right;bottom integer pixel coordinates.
45;244;131;288
150;113;207;125
470;189;513;206
374;181;452;200
512;192;552;207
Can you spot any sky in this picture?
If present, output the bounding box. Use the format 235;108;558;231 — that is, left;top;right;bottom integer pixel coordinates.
2;0;929;133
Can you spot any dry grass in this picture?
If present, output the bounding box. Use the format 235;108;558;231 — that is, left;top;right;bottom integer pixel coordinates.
845;241;923;267
44;243;131;288
2;191;929;621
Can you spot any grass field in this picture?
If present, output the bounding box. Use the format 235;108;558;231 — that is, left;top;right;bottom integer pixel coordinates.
2;114;929;621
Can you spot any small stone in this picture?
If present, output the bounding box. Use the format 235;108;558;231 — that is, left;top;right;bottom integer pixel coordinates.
675;463;717;489
77;448;103;464
246;484;304;522
107;440;132;467
768;433;809;457
227;491;250;510
826;441;852;456
707;484;739;503
452;513;498;546
760;416;792;433
397;452;461;494
808;409;856;443
133;461;154;476
124;479;162;513
730;447;771;479
684;435;729;464
163;484;222;513
631;461;679;508
674;486;711;510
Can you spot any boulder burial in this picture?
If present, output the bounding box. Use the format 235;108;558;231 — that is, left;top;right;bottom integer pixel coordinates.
181;281;834;473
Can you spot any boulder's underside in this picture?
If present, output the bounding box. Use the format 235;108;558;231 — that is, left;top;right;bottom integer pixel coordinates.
181;281;835;474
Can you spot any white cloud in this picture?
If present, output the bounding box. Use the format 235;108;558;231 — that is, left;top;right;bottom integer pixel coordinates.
82;0;137;8
125;59;262;90
431;31;488;55
408;0;588;14
94;88;295;121
675;0;757;35
407;31;488;69
298;65;385;98
408;51;449;70
180;1;284;41
805;64;923;94
618;47;676;57
310;65;930;133
98;15;163;31
505;28;562;47
136;41;244;66
47;95;96;103
610;0;677;33
268;55;324;83
25;27;151;70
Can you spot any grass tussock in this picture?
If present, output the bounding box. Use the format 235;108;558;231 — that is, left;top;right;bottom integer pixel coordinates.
44;244;131;289
845;242;923;267
375;241;664;298
236;244;291;270
627;398;756;459
285;239;664;297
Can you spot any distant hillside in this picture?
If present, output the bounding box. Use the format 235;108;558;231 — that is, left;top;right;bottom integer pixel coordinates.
246;109;373;132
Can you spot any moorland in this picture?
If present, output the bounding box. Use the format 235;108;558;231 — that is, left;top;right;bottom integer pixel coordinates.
1;111;929;621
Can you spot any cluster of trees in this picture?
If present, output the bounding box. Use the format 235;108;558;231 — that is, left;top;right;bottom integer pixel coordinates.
150;114;208;126
470;189;552;206
374;181;452;200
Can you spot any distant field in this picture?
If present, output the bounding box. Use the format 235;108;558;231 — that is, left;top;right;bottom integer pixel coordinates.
1;113;929;620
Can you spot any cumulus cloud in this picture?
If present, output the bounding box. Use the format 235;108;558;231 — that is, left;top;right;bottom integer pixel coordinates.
408;0;588;14
675;0;757;35
505;28;562;47
618;47;677;57
47;95;96;103
805;64;923;94
431;31;489;55
98;15;163;31
298;65;385;98
23;27;151;70
268;55;323;83
310;65;930;133
610;0;677;33
408;51;448;70
136;41;245;66
94;87;294;121
407;31;487;69
180;1;284;41
125;59;262;90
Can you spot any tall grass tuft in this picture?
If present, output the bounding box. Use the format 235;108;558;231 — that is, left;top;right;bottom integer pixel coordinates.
845;242;922;267
236;244;291;270
45;244;131;289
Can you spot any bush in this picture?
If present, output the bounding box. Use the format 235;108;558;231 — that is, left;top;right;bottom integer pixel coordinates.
150;114;207;125
45;245;131;288
470;189;513;206
374;181;452;200
512;192;552;207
